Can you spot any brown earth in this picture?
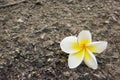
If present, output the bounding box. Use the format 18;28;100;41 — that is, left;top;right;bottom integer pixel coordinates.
0;0;120;80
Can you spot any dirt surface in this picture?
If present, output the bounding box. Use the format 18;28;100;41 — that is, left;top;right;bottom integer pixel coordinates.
0;0;120;80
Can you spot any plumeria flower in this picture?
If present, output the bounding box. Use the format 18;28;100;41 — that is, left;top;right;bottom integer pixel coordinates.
60;30;107;69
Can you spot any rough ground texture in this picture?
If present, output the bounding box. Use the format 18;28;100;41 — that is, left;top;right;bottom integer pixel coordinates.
0;0;120;80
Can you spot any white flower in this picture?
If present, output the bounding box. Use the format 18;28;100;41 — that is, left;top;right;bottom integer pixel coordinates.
60;30;107;69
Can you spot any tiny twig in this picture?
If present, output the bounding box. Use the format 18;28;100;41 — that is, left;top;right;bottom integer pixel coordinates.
0;0;26;8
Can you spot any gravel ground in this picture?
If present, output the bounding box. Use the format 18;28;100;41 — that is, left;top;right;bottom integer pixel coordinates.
0;0;120;80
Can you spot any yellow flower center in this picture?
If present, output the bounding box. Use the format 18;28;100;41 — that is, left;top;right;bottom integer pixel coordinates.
82;44;86;49
80;44;88;51
71;41;90;52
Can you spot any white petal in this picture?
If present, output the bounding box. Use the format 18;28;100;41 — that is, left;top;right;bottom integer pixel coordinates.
60;36;80;54
78;30;92;44
87;41;108;53
68;50;84;68
84;50;98;69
